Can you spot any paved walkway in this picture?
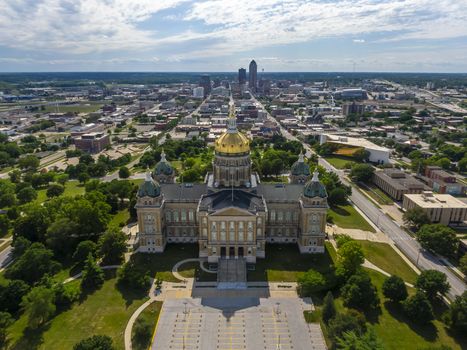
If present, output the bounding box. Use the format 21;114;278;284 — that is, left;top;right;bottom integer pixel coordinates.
63;265;121;284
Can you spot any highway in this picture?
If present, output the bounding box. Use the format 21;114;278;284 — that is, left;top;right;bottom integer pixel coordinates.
253;94;466;299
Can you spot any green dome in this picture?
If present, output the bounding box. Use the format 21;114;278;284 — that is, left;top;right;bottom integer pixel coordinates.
153;151;173;176
291;153;311;176
137;173;161;198
303;171;327;198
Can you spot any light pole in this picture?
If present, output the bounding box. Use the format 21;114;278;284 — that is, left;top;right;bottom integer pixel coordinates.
183;301;188;322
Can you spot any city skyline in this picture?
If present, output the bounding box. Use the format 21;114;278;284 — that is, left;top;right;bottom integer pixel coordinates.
0;0;466;72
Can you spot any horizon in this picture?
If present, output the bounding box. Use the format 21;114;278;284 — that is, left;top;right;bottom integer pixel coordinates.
0;0;466;73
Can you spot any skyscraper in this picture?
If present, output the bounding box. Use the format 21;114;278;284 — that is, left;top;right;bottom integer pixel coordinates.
248;60;257;92
199;75;211;97
238;68;246;84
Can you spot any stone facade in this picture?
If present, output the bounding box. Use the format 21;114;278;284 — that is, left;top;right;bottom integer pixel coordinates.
135;117;328;263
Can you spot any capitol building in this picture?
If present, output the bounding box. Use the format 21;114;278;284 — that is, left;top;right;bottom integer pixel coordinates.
135;114;328;264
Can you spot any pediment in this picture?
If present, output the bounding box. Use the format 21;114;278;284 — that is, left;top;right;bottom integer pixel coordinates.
210;206;253;216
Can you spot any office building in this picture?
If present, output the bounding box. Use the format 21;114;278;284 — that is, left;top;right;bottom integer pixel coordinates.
373;168;427;201
74;132;110;153
199;75;211;97
342;102;365;116
402;192;467;225
238;68;246;84
193;87;204;98
248;60;257;92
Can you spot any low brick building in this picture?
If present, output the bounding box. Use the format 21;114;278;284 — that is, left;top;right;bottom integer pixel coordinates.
373;168;427;201
74;132;110;153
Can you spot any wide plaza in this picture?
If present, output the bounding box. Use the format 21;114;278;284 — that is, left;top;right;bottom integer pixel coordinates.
152;295;326;350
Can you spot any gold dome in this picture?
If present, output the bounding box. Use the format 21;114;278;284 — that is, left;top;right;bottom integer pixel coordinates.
215;131;250;154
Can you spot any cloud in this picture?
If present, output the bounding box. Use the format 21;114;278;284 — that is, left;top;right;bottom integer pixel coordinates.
353;39;365;43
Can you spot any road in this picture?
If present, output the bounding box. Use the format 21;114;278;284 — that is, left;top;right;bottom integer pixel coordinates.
0;246;12;269
253;95;466;299
319;157;466;299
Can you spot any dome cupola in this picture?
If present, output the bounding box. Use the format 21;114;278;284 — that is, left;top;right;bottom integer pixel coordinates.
154;150;174;176
303;170;327;198
137;171;161;198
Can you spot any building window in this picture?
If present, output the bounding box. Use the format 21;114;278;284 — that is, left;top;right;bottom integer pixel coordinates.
165;211;171;222
188;210;194;222
270;210;276;221
202;228;207;237
173;211;179;222
247;231;253;241
285;211;291;222
277;211;283;222
257;228;261;237
211;230;217;241
257;217;262;225
181;210;186;222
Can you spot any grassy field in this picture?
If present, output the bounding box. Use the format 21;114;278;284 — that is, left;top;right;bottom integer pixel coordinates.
248;244;335;282
328;204;376;232
323;156;357;169
359;184;394;205
109;209;131;228
131;244;199;282
309;244;466;350
36;181;85;203
131;301;162;350
7;275;147;350
42;103;103;114
358;241;418;284
177;261;217;282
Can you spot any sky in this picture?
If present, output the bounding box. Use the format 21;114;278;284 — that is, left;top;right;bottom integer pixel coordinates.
0;0;466;73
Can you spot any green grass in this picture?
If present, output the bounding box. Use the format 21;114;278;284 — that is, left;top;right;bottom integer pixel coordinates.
131;301;162;350
358;241;418;284
323;156;357;169
131;244;199;282
42;104;103;114
359;184;393;205
177;261;217;282
109;210;131;228
7;275;147;350
328;204;376;232
36;181;85;203
248;244;335;282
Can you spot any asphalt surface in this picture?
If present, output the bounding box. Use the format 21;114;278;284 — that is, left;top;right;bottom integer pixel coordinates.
0;246;12;269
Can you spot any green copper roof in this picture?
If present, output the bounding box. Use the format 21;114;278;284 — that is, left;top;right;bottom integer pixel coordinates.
137;173;161;198
291;152;310;176
303;171;327;198
154;151;174;176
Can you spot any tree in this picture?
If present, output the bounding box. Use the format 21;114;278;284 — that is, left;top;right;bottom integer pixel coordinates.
53;282;79;310
341;270;379;309
0;312;13;347
403;207;430;230
443;291;467;332
21;286;56;329
14;203;50;241
460;254;467;276
336;241;365;278
56;173;69;185
11;236;31;259
328;310;366;341
353;149;371;162
118;166;130;179
46;218;79;259
322;291;336;324
73;335;114;350
0;215;9;236
98;228;127;265
416;224;459;258
117;261;151;291
298;269;326;296
328;187;348;206
349;164;374;182
73;240;97;265
0;279;30;314
46;183;65;198
78;172;90;184
403;291;434;323
81;254;104;291
181;168;200;182
6;243;60;284
335;234;353;248
415;270;450;300
336;328;384;350
17;186;37;204
382;275;408;303
18;155;40;171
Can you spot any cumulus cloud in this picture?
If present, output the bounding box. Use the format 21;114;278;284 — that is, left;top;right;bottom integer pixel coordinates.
353;39;365;43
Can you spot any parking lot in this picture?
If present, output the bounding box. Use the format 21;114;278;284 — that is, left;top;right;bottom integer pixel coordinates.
152;296;326;350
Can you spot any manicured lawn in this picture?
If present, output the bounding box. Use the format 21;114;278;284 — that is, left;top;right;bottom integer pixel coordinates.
367;270;466;350
36;181;85;203
132;301;162;350
308;244;466;350
7;276;147;350
358;241;418;284
248;244;335;282
131;244;199;282
42;103;103;114
177;261;217;282
323;156;357;169
359;183;393;205
109;209;131;228
328;204;375;232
